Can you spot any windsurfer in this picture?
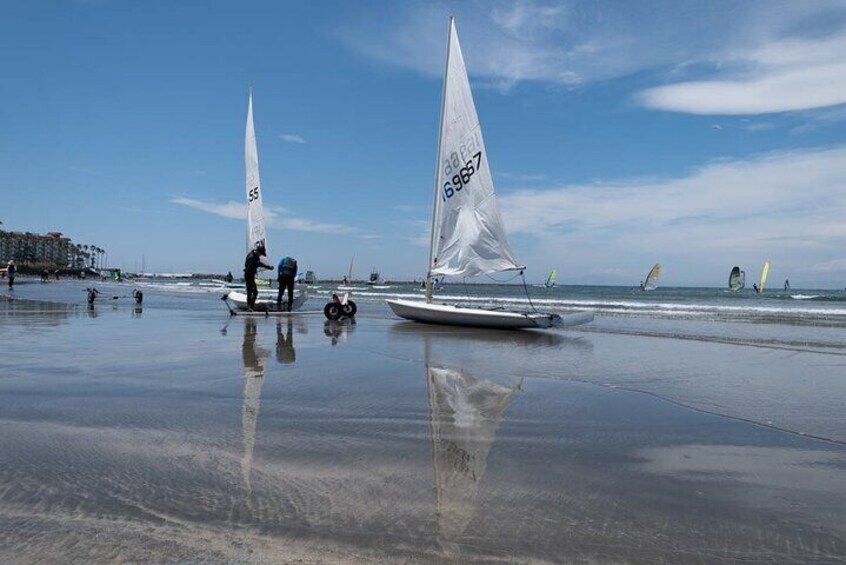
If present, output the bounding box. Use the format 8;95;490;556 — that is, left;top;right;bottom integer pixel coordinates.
244;243;272;310
753;283;760;294
276;256;298;312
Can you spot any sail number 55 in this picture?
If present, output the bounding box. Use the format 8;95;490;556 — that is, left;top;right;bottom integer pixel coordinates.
248;186;260;202
442;152;482;201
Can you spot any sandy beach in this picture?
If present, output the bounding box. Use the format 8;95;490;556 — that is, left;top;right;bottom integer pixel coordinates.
0;281;844;563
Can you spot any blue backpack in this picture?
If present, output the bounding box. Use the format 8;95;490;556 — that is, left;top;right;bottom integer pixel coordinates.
278;257;297;277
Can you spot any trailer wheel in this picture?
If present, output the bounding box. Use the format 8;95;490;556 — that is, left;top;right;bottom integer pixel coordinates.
324;302;342;320
341;300;357;318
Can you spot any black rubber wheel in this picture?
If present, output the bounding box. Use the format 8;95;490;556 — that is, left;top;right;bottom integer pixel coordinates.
324;302;342;320
341;300;357;318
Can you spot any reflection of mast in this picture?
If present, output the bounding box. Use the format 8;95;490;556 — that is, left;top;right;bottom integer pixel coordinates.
240;317;269;503
424;338;518;554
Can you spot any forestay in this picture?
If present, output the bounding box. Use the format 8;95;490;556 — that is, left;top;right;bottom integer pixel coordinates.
429;18;520;279
245;89;267;254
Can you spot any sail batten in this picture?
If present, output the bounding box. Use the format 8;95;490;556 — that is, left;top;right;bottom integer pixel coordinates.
245;89;267;255
429;18;520;279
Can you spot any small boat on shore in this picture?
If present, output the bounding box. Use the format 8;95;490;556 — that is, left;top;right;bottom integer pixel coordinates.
386;17;592;330
230;87;306;312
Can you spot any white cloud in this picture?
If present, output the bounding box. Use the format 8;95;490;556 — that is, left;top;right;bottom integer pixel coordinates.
171;197;246;220
170;197;358;235
640;32;846;115
279;133;305;144
334;0;690;87
497;145;846;283
337;1;846;117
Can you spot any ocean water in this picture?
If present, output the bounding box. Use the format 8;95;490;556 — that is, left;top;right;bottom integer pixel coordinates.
2;277;846;562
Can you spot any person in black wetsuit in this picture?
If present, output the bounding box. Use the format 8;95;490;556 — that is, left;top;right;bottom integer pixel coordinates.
244;243;273;310
6;261;16;289
276;255;298;312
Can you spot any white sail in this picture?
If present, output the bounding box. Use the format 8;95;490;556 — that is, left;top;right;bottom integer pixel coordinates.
728;266;743;291
245;89;267;255
429;18;520;279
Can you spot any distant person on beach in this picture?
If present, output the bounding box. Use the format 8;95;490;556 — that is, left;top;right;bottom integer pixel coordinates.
225;271;234;283
244;243;273;310
276;255;298;312
6;261;15;288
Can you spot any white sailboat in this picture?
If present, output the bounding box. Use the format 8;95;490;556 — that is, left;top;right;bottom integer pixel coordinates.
387;17;593;330
227;88;308;312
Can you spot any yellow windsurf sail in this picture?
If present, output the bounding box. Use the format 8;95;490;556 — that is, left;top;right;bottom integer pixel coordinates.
759;261;770;293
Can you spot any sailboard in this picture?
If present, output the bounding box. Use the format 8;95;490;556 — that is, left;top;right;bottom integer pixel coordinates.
386;17;592;330
544;269;557;288
641;263;662;291
728;266;745;291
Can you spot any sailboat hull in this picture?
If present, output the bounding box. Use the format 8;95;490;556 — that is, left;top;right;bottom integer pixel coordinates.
227;289;308;312
387;299;593;330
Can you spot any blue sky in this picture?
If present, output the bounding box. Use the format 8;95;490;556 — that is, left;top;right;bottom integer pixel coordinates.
1;0;845;286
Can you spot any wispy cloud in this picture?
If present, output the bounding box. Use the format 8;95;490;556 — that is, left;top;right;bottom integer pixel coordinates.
337;0;846;118
171;197;358;235
279;133;305;144
497;145;846;281
639;31;846;115
812;258;846;273
171;197;246;220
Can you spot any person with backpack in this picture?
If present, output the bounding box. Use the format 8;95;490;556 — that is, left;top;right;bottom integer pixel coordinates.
276;255;298;312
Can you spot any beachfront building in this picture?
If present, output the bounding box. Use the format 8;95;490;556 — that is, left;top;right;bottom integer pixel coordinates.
0;229;101;271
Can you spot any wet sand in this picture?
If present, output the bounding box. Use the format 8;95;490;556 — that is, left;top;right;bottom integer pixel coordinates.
1;295;845;563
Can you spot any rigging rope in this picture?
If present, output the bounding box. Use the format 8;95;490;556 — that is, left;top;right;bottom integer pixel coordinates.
520;270;539;313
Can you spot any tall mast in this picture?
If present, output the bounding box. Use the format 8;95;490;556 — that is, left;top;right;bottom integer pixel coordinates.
426;16;453;304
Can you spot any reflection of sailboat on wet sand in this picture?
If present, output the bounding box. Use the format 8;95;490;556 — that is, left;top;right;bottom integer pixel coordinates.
240;317;269;505
238;317;301;512
424;337;519;555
